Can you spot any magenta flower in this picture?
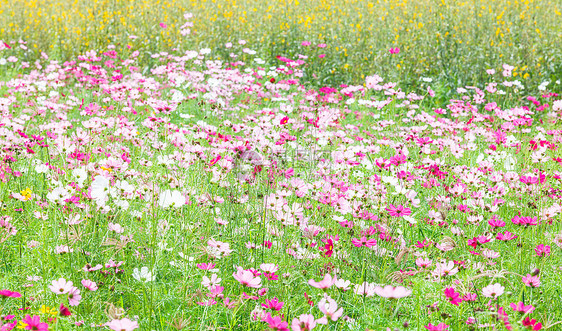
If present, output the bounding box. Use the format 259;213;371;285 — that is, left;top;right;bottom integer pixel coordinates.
389;47;400;54
444;288;462;306
424;322;449;331
21;315;49;331
59;303;72;316
496;231;518;241
0;289;21;298
510;302;535;314
301;41;311;46
351;236;377;248
264;313;289;331
196;263;216;270
233;267;262;288
385;204;412;217
261;297;284;311
159;23;167;29
535;244;551;257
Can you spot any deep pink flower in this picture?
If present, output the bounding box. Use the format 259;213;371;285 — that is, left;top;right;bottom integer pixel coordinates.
261;297;284;311
351;236;377;248
59;303;72;316
0;290;21;298
444;288;462;306
522;317;542;330
535;244;551;257
159;23;167;29
424;323;449;331
385;204;411;217
510;302;535;314
264;313;289;331
196;263;216;270
21;315;48;331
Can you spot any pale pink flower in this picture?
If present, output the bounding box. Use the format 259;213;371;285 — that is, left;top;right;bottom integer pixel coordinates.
81;279;98;291
232;267;261;288
482;283;505;298
316;296;343;324
106;318;139;331
374;285;412;299
49;278;74;295
68;287;81;306
291;314;316;330
308;274;336;289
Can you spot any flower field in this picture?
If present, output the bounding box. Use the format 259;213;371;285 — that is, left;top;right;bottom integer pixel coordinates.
1;0;561;88
1;2;562;331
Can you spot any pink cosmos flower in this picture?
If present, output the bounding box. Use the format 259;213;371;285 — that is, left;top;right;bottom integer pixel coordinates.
510;302;535;314
444;287;462;306
49;278;74;295
159;23;167;29
196;263;216;270
535;244;550;257
106;318;139;331
496;231;517;241
389;47;400;54
261;297;284;311
374;285;412;299
385;204;412;217
351;236;377;248
301;41;311;46
81;279;98;291
0;289;21;298
316;296;343;324
308;274;336;289
424;323;449;331
233;267;262;288
522;317;542;330
59;303;72;316
291;314;317;331
522;274;541;287
21;315;48;331
481;283;504;298
68;287;82;306
317;43;327;48
264;313;289;331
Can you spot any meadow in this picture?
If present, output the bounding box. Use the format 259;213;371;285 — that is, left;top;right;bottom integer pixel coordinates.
1;1;562;331
1;0;562;90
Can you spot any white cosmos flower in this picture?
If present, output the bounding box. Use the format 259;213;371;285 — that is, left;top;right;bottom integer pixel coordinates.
132;267;155;282
72;167;88;186
90;175;110;206
158;190;185;209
